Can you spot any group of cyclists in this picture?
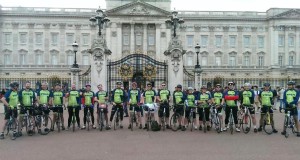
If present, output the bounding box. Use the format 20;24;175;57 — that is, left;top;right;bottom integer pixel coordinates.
1;79;300;140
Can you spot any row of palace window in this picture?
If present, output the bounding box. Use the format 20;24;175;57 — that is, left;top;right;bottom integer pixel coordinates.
186;35;299;48
2;32;157;46
186;55;296;66
3;53;90;66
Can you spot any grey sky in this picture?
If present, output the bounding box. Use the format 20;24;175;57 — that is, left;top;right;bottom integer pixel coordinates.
0;0;298;11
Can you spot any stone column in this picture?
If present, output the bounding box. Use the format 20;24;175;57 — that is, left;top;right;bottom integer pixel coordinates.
269;25;279;67
143;23;147;52
155;23;161;60
164;37;186;93
116;22;122;59
130;23;135;52
89;35;111;92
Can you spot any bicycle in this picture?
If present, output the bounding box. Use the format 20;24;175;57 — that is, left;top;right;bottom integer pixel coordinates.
262;109;273;135
169;105;181;131
188;107;197;132
143;103;157;131
129;105;138;131
238;105;252;134
51;105;64;132
160;102;168;131
98;103;106;131
35;105;52;135
19;107;34;136
283;109;296;138
85;105;92;131
199;105;208;133
5;108;18;140
210;105;221;133
228;108;235;135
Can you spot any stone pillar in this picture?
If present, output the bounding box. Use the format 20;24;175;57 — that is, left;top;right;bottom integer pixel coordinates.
89;35;111;92
164;37;186;93
70;67;80;89
130;23;135;52
143;23;147;52
155;23;161;60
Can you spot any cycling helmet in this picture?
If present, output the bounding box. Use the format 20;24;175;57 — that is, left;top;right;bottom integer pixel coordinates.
228;81;235;86
55;83;61;86
244;82;251;87
116;81;122;85
215;84;222;87
188;87;193;90
85;84;91;87
10;82;19;88
287;81;295;85
147;83;152;86
263;83;270;87
176;84;182;88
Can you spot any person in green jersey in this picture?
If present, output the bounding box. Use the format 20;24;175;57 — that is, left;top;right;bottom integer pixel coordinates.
223;82;240;132
81;84;96;130
239;83;258;133
109;81;126;129
37;82;51;133
95;84;110;130
127;82;142;129
157;82;171;129
281;81;300;137
257;83;278;133
0;82;19;140
19;81;36;136
142;83;157;130
184;87;197;130
211;84;225;131
50;83;66;131
66;84;81;130
173;84;186;131
197;85;212;131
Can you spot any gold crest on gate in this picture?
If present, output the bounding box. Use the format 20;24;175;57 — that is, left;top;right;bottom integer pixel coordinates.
143;64;156;80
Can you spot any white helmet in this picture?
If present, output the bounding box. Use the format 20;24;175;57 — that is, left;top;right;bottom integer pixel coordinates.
244;82;251;87
188;87;193;90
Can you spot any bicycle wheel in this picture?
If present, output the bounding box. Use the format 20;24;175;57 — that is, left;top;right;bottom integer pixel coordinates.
113;111;118;130
230;115;234;135
27;116;35;135
215;116;221;133
99;111;104;131
41;115;52;135
242;114;252;134
6;119;12;136
203;110;207;133
162;113;166;131
87;111;91;131
170;113;179;131
190;115;194;132
147;116;151;131
284;116;290;138
263;114;273;135
56;113;61;133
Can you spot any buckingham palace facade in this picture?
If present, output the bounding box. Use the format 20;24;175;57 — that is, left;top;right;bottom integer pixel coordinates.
1;0;300;90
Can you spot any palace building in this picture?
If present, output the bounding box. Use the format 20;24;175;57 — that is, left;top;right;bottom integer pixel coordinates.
1;0;300;91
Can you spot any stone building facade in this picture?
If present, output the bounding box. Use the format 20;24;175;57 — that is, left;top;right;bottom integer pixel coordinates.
1;0;300;91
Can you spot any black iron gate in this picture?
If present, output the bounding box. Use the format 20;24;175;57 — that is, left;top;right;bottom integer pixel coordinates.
107;54;168;92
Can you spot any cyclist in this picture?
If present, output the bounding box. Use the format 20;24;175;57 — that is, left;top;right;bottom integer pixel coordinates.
142;83;157;129
95;84;110;130
0;82;19;140
239;83;258;132
211;84;225;131
184;87;197;130
19;81;36;135
223;82;240;132
109;81;126;129
253;85;261;113
50;83;66;131
197;85;212;131
173;84;186;131
81;84;96;129
157;82;171;129
36;82;51;133
281;81;300;137
257;83;278;133
127;82;142;129
66;84;81;130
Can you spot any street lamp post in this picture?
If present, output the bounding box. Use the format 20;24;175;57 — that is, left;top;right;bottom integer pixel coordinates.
194;43;203;89
89;7;110;36
72;41;79;68
165;10;184;38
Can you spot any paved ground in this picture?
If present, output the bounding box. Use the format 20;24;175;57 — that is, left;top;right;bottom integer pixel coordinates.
0;104;299;160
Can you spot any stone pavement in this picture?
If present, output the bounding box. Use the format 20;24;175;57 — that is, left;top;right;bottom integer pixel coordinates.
0;106;299;160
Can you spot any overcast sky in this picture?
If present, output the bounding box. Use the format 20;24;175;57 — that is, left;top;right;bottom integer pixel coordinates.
0;0;299;12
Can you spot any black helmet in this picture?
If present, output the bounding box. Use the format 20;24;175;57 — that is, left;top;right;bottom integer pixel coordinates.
263;83;270;87
10;82;19;88
176;84;182;88
228;81;235;86
116;81;122;85
287;81;295;85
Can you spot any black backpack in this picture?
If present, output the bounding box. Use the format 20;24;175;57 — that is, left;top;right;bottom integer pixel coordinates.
151;120;160;131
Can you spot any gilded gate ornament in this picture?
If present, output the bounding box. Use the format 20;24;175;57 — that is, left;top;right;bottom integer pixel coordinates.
143;64;156;80
119;63;133;80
